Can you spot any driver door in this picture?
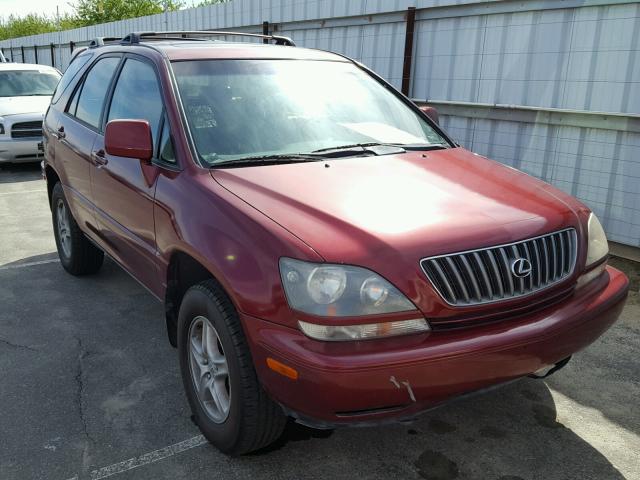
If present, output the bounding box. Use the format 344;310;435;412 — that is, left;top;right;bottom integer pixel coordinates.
90;56;165;296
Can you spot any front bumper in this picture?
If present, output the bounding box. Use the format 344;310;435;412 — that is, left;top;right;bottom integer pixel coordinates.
0;137;43;163
242;266;628;427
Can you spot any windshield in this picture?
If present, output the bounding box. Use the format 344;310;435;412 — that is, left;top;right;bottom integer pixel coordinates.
172;60;449;166
0;70;61;97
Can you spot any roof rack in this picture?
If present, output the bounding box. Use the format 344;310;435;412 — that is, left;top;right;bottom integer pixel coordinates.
119;30;296;46
89;37;123;48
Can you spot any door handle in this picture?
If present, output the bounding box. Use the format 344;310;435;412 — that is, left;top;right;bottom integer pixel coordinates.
92;149;108;166
56;126;66;139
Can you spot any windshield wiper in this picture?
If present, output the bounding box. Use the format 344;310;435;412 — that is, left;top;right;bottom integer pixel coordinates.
402;143;450;151
312;142;449;156
311;142;407;158
210;142;451;168
212;154;323;168
312;142;402;153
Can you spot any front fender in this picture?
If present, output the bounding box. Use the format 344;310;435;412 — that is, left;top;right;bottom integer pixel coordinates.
154;168;322;329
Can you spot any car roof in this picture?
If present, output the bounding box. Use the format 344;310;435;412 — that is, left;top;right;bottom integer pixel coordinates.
99;41;350;63
0;63;60;73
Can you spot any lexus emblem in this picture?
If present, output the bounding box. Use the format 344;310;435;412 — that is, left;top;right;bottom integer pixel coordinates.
511;258;532;278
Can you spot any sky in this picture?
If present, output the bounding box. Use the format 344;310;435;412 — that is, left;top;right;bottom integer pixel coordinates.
0;0;205;19
0;0;75;19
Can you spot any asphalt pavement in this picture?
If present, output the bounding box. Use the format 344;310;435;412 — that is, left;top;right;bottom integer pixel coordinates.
0;163;638;480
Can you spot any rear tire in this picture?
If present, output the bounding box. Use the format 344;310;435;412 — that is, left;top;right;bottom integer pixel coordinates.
51;182;104;275
178;279;286;455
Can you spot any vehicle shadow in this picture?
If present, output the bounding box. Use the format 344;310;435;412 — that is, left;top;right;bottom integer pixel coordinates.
0;162;42;183
542;258;640;438
244;379;626;479
0;252;58;268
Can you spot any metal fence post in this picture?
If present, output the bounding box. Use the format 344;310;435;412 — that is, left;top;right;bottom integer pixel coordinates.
70;41;75;53
20;45;25;63
34;45;38;64
50;43;55;68
263;21;269;43
401;6;417;97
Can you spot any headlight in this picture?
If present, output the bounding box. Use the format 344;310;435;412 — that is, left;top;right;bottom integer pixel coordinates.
306;266;347;304
577;213;609;288
585;213;608;266
279;258;416;317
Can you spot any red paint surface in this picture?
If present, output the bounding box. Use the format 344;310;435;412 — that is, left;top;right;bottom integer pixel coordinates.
104;119;153;161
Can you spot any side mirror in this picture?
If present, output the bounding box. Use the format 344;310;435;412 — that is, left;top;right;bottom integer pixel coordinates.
105;119;153;162
419;105;440;125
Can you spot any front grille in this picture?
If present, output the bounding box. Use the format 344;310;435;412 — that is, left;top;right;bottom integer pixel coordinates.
11;121;43;139
421;229;578;307
429;287;575;330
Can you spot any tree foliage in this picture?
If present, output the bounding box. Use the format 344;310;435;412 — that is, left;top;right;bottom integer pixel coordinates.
0;14;81;41
74;0;183;26
0;0;218;41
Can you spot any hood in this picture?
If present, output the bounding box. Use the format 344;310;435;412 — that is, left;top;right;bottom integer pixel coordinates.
212;148;585;263
0;96;51;117
212;148;587;315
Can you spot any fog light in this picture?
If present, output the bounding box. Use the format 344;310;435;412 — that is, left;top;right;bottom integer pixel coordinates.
298;318;430;341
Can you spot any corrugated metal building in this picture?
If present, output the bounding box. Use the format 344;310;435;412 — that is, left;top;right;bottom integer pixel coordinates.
1;0;638;249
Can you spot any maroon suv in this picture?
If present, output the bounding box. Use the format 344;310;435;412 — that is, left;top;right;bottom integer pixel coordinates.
43;31;629;455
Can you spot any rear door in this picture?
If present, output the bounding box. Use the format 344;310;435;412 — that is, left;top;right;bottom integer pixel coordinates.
55;55;121;229
90;55;165;295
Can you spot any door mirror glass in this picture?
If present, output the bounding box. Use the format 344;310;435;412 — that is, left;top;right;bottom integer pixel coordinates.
105;120;153;161
419;105;439;125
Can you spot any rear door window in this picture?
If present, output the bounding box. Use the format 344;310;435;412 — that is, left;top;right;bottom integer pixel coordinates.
74;56;120;129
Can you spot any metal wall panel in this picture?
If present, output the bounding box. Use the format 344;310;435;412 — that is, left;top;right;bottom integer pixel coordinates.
0;0;638;247
413;4;640;113
413;2;640;247
279;21;405;88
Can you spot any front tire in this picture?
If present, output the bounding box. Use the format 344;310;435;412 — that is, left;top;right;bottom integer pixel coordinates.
178;280;286;455
51;182;104;275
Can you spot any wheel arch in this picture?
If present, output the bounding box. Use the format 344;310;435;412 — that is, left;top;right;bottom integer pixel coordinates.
164;250;236;348
45;164;61;210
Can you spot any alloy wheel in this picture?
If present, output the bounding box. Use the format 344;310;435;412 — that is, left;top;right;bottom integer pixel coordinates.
188;315;231;423
56;198;72;258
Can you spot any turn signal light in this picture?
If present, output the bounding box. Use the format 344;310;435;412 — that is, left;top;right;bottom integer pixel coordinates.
266;357;299;380
298;318;430;341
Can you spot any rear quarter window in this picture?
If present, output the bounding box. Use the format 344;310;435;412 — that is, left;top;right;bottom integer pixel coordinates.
51;52;94;104
72;56;120;129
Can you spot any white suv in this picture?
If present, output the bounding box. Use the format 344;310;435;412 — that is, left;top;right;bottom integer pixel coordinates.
0;63;60;163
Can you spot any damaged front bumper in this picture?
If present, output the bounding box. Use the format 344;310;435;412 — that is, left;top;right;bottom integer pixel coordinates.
242;266;628;428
